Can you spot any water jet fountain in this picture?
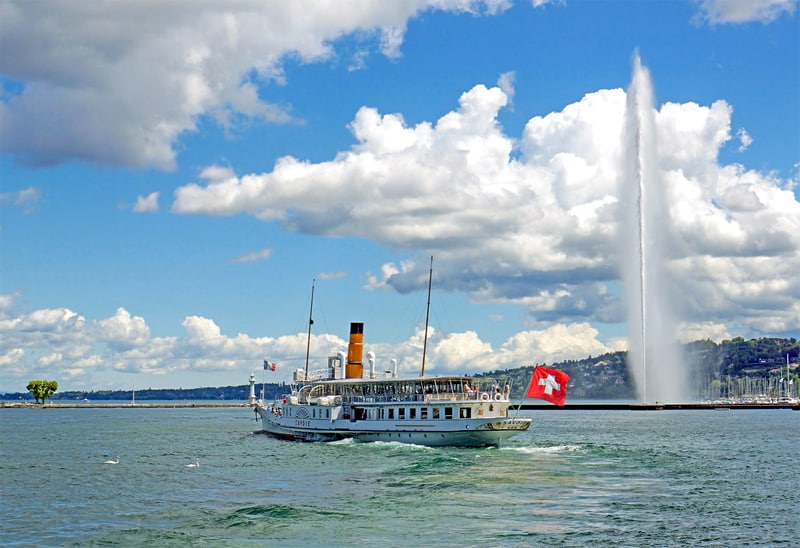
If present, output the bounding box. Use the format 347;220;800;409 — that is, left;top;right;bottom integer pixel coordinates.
620;53;687;403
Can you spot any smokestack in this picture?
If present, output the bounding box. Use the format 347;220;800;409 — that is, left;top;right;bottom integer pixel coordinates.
345;322;364;378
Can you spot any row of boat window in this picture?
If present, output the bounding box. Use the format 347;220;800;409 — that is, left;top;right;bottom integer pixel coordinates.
289;405;502;420
308;381;486;399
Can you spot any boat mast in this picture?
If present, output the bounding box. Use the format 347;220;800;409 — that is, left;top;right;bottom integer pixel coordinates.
304;278;315;381
787;353;791;400
420;256;433;377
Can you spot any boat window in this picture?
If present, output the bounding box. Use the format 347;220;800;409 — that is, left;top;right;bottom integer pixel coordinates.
421;408;428;420
409;408;416;419
388;408;394;419
460;407;471;419
433;408;440;419
398;408;405;419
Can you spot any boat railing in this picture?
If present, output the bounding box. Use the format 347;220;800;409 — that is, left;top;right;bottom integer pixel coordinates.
425;393;462;402
306;369;331;381
334;392;511;404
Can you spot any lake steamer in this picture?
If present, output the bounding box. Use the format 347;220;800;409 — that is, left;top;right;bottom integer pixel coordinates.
250;322;531;447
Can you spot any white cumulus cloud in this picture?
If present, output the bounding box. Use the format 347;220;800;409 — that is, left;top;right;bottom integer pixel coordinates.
692;0;797;24
133;192;160;213
0;0;510;170
231;248;273;264
172;79;800;339
0;186;41;214
0;291;623;390
736;128;753;152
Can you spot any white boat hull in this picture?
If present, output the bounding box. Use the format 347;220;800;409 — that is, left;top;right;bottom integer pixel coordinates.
254;401;531;447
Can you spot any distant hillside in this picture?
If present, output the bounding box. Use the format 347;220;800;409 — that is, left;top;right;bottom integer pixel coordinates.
478;336;799;400
3;337;797;402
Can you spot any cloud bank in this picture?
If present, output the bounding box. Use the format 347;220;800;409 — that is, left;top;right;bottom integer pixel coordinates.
3;0;779;171
1;1;796;392
0;292;614;390
172;81;800;341
0;0;510;170
2;75;796;390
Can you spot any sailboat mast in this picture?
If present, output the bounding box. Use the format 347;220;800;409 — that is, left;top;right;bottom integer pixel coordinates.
787;353;790;399
420;256;433;377
304;279;315;381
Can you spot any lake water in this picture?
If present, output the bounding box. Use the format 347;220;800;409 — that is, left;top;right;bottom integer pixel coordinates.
1;406;797;546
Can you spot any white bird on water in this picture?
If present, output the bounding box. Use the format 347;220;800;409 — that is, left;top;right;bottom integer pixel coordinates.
104;456;120;465
185;458;200;468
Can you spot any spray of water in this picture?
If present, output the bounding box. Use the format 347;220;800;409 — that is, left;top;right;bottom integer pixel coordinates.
620;53;687;403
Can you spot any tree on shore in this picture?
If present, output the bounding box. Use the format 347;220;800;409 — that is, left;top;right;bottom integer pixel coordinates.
27;380;59;404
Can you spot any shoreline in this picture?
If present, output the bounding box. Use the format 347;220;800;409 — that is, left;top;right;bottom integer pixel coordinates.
0;402;250;409
520;402;800;411
2;401;797;410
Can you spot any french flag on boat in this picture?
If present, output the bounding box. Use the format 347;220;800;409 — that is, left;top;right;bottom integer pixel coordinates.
263;360;276;371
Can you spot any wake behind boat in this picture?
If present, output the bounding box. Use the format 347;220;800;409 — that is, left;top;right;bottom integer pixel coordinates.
248;322;531;447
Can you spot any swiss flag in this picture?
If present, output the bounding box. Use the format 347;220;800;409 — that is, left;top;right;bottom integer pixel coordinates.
526;366;570;406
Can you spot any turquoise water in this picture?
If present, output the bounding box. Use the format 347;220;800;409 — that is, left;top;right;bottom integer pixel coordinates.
1;407;797;546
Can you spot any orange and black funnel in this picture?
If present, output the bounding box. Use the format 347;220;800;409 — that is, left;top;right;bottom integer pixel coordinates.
345;322;364;379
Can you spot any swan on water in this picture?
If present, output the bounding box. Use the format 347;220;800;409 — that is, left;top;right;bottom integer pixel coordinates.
185;458;200;468
104;456;120;465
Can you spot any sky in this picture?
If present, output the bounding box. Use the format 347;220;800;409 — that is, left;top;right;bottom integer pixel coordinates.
1;0;798;393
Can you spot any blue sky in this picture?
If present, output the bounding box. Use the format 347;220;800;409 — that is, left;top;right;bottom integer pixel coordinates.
1;0;798;392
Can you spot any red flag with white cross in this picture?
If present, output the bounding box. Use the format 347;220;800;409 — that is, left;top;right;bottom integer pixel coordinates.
526;366;569;406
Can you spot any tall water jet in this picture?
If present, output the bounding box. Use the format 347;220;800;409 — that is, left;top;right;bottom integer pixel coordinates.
620;53;686;403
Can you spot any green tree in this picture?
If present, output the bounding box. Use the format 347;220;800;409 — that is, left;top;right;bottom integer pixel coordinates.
26;380;58;404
